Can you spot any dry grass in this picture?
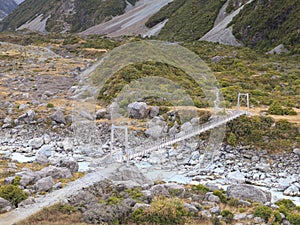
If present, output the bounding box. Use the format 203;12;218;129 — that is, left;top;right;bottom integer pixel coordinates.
15;204;89;225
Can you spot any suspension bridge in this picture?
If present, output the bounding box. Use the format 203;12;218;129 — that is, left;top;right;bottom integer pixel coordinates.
109;93;250;164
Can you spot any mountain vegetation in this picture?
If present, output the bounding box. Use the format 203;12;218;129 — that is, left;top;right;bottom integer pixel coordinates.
146;0;224;42
0;0;139;32
230;0;300;53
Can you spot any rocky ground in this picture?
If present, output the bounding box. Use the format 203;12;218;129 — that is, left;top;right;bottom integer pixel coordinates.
0;39;300;224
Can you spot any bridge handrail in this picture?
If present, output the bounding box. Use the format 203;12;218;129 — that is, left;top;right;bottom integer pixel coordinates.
125;110;246;160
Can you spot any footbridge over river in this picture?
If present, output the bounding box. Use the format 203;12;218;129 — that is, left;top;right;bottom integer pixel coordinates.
110;93;250;165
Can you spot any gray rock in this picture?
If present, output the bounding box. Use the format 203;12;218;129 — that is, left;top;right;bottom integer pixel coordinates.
227;184;271;203
234;213;247;220
19;171;39;187
34;176;54;192
28;137;44;149
180;122;192;132
0;197;14;213
226;171;245;184
96;109;108;119
35;154;49;165
293;148;300;155
18;197;35;207
4;176;15;185
150;184;169;197
284;185;300;196
254;216;264;223
201;210;212;218
50;110;66;124
145;125;163;139
128;102;149;119
209;206;221;215
56;157;79;173
3;116;12;124
184;202;198;213
149;106;159;118
267;44;288;54
37;144;55;158
164;183;185;197
206;193;220;203
109;164;151;185
37;165;72;179
62;138;73;151
132;203;150;212
26;109;36;122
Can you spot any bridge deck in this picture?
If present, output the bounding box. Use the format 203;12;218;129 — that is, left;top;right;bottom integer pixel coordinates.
126;110;247;160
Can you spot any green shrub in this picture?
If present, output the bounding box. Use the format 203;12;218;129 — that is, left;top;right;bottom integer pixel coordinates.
130;196;189;224
287;213;300;225
192;184;210;195
268;101;285;115
12;176;21;186
213;190;227;203
275;199;296;210
273;210;282;223
46;103;54;108
227;132;237;146
228;198;239;207
221;209;234;223
253;205;273;223
0;184;28;207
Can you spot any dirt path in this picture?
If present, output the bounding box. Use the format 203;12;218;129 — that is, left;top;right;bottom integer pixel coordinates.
0;164;120;225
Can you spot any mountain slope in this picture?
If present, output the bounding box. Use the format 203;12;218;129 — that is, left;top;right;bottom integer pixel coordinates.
230;0;300;53
0;0;17;20
146;0;224;42
0;0;140;33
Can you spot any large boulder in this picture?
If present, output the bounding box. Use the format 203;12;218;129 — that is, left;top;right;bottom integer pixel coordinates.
127;102;149;119
0;197;14;213
50;110;66;124
37;166;72;179
226;171;246;184
55;157;79;173
34;176;54;192
37;144;55;158
109;164;152;185
28;137;44;149
227;184;271;203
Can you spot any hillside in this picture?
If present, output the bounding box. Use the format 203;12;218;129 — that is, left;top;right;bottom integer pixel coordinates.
230;0;300;53
0;0;140;33
0;0;17;20
145;0;224;42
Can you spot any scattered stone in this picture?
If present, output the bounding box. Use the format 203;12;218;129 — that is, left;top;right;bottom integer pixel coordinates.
0;197;14;213
267;44;288;54
28;137;44;149
226;171;245;184
128;102;149;119
34;176;54;192
50;110;66;124
96;109;109;119
227;184;271;203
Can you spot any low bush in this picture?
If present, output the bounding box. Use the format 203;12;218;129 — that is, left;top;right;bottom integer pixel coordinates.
253;205;273;223
287;213;300;225
221;209;234;223
130;196;189;224
192;184;210;195
213;190;227;203
0;184;28;207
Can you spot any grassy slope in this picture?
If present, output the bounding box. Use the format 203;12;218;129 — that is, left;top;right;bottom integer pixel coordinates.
146;0;224;42
230;0;300;53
